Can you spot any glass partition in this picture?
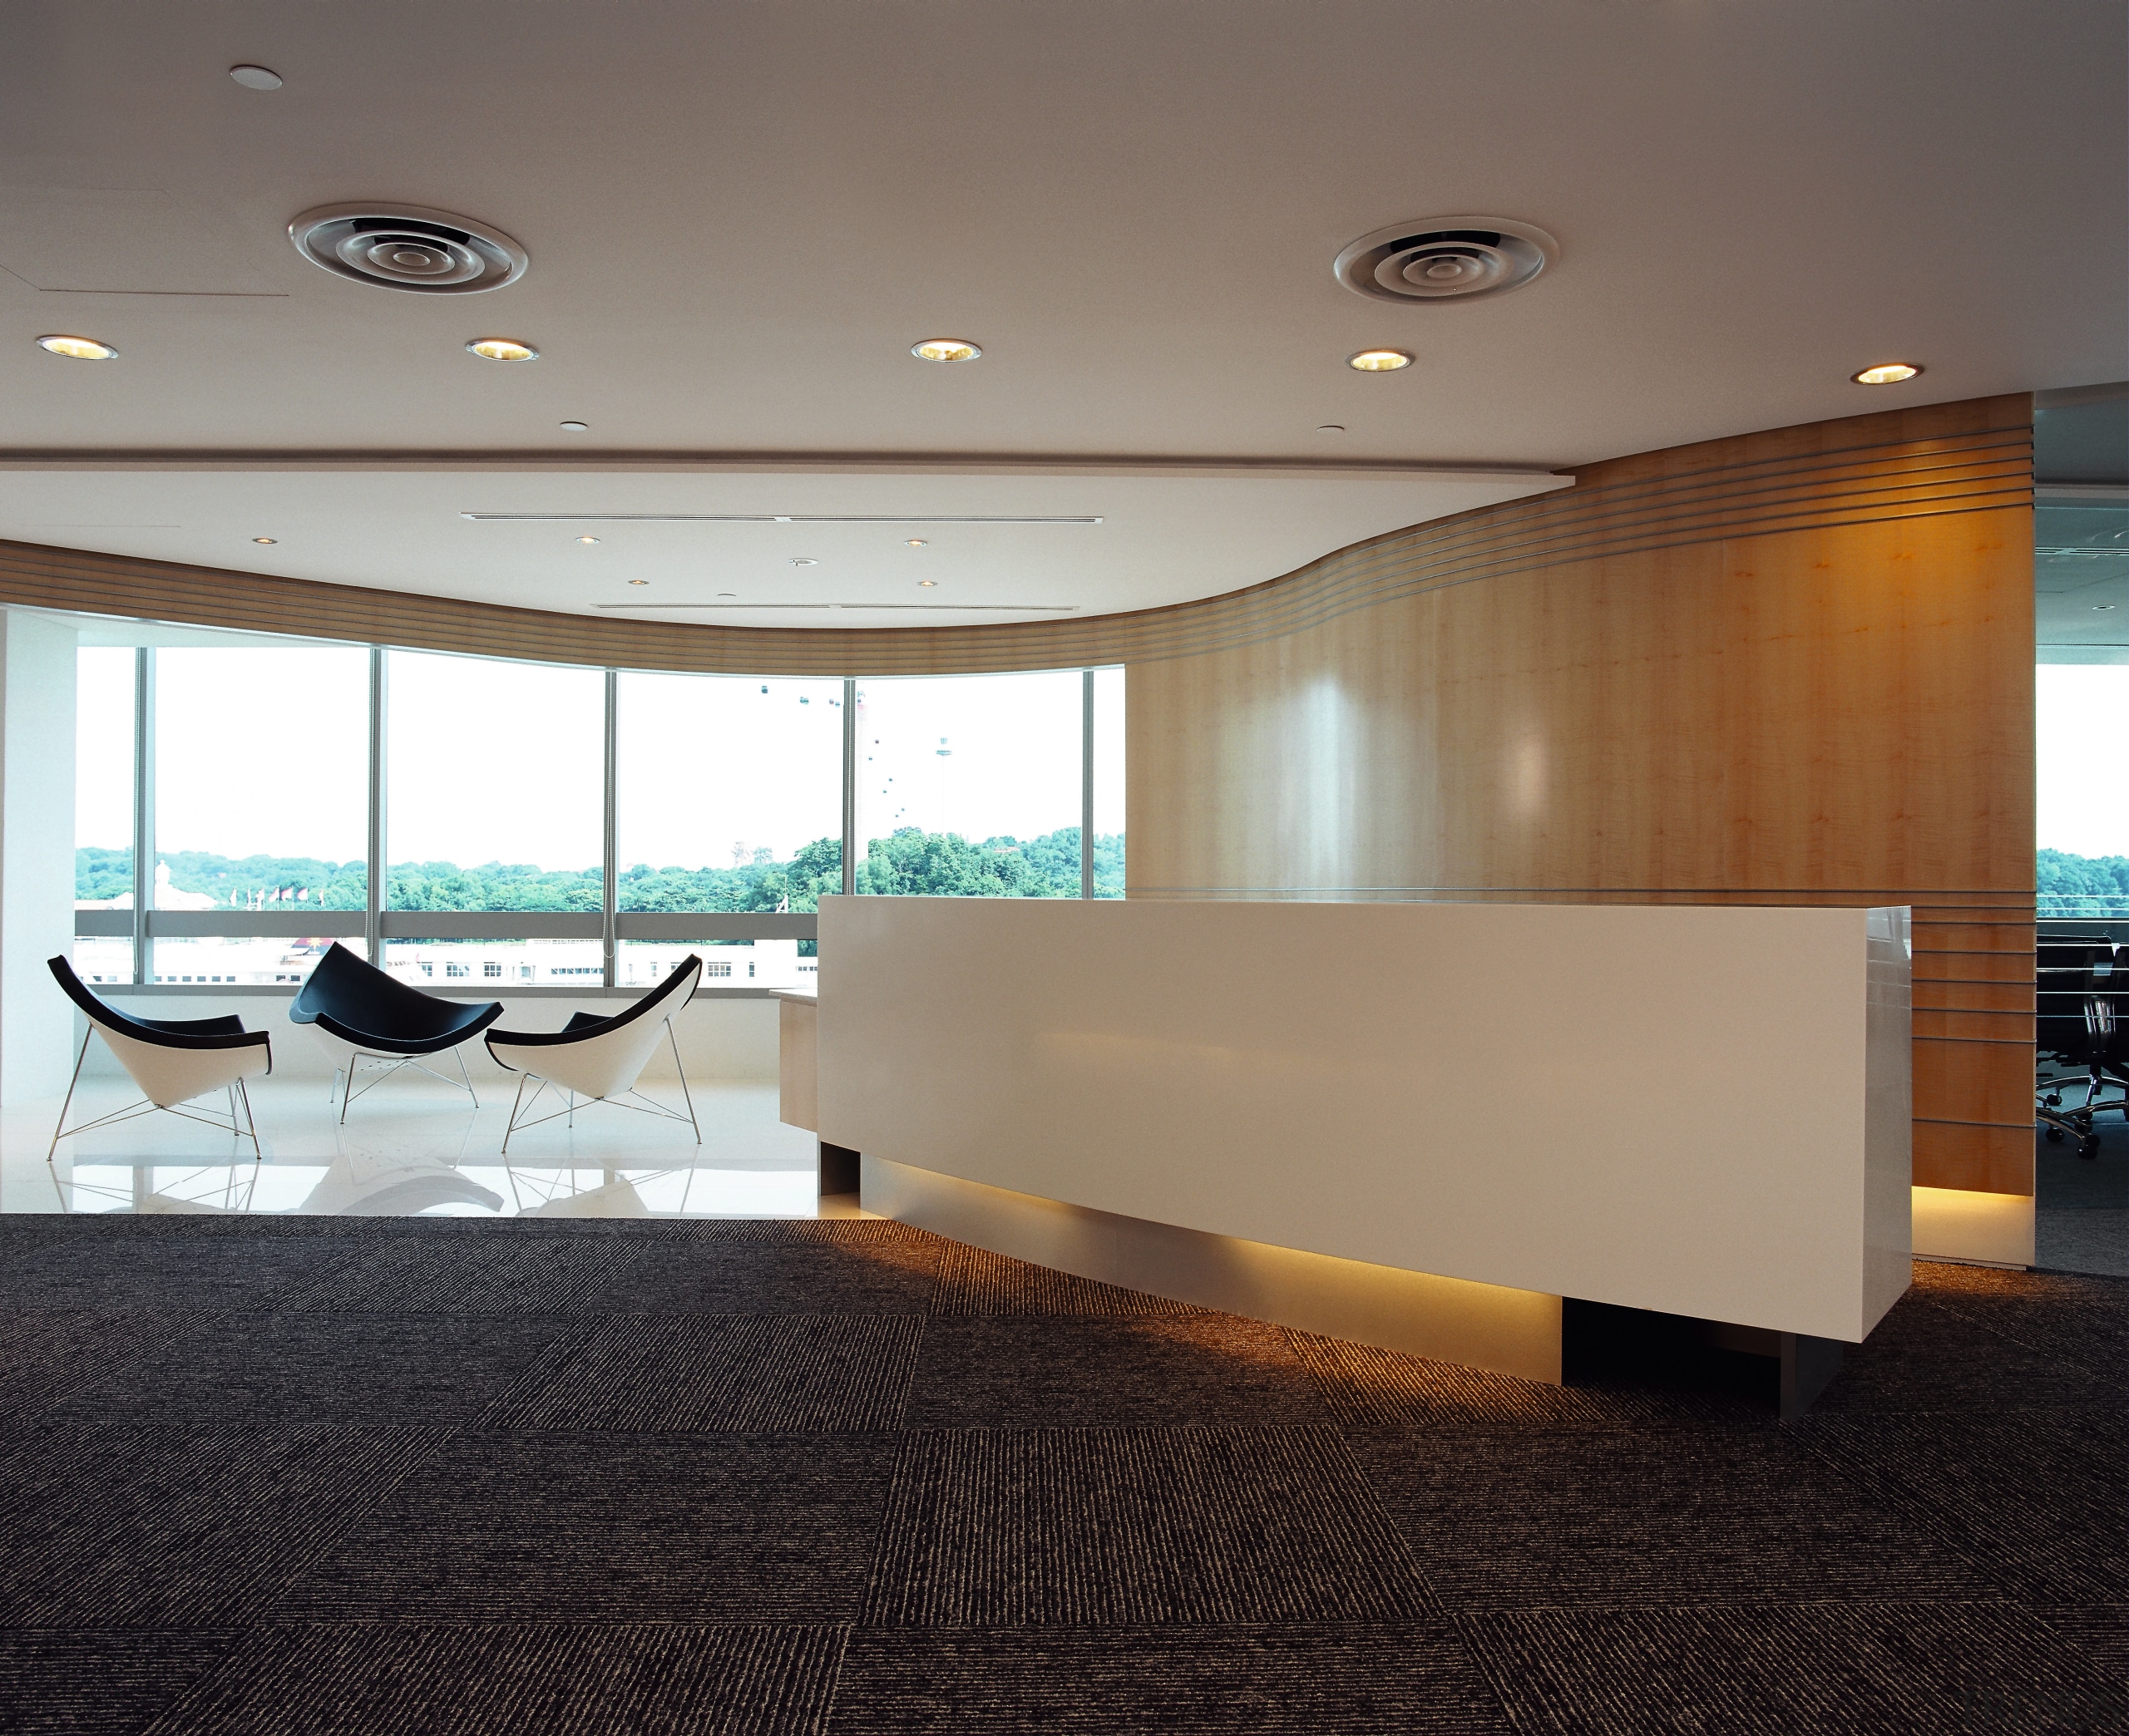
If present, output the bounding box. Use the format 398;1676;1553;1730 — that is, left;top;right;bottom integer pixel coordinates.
73;647;136;982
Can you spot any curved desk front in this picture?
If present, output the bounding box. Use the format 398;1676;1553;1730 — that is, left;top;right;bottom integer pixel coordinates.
814;897;1911;1391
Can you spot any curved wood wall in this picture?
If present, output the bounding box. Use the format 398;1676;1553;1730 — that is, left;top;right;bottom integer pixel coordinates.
2;394;2036;1192
1129;395;2036;1197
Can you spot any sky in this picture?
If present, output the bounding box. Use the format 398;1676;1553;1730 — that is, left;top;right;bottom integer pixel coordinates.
76;645;1129;873
2037;663;2129;858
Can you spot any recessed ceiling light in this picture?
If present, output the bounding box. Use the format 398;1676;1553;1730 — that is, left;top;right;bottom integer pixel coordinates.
628;579;649;586
790;557;818;566
576;535;600;545
1347;349;1411;372
911;338;981;362
918;579;938;588
467;338;538;362
906;538;928;547
251;536;277;545
1852;362;1920;385
719;592;737;598
559;420;589;432
37;334;118;361
229;64;283;90
1316;424;1346;433
2096;603;2118;611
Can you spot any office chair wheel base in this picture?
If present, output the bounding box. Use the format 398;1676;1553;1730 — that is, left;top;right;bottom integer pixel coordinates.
2045;1092;2063;1107
2045;1126;2065;1142
2078;1135;2102;1160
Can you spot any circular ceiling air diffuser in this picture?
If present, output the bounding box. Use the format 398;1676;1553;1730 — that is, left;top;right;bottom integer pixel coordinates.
1333;217;1557;304
288;203;528;293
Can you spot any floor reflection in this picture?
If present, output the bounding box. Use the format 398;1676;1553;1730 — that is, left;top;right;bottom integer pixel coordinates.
7;1073;826;1221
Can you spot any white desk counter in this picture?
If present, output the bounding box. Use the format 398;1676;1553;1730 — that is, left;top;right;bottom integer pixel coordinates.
817;898;1909;1379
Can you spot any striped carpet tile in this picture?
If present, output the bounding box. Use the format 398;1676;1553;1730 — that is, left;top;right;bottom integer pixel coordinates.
0;1421;449;1627
0;1630;240;1736
148;1622;847;1736
864;1426;1435;1626
1460;1601;2127;1736
280;1432;893;1623
485;1313;924;1430
1347;1427;1998;1612
288;1233;642;1314
1285;1330;1741;1430
1795;1409;2127;1604
0;1306;205;1425
929;1243;1202;1315
828;1624;1511;1734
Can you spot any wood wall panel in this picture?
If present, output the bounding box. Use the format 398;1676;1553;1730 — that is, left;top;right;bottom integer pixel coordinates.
1127;396;2036;1195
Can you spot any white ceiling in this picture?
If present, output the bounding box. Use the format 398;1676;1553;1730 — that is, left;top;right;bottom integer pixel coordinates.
0;0;2122;627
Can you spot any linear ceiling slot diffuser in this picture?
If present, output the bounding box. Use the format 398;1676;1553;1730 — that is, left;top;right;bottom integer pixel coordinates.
461;513;1103;524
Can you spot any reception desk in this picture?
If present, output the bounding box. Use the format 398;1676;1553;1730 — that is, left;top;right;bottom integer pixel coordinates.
816;898;1911;1385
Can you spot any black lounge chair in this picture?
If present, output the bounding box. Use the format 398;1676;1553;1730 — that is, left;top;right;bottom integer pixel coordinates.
47;954;271;1160
289;941;504;1121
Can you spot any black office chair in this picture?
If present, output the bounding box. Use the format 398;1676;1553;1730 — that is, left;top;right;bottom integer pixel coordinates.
2036;934;2123;1160
289;941;504;1122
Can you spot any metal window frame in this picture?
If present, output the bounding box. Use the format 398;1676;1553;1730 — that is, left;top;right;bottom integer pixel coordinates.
82;648;1121;994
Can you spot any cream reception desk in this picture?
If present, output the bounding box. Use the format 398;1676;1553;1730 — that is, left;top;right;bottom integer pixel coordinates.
815;898;1911;1387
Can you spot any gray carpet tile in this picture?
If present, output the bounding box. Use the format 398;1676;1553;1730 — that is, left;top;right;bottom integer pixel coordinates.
2038;1603;2129;1688
1808;1290;2114;1414
0;1630;240;1736
54;1313;568;1425
486;1314;924;1431
148;1623;847;1736
1461;1601;2127;1736
1348;1427;1998;1612
1796;1409;2127;1605
0;1421;447;1628
590;1237;942;1314
864;1426;1435;1626
1287;1330;1762;1431
287;1234;647;1314
0;1230;368;1310
827;1625;1510;1734
281;1430;895;1623
0;1306;205;1425
1910;1260;2127;1370
928;1243;1203;1315
2035;1207;2129;1277
904;1314;1330;1428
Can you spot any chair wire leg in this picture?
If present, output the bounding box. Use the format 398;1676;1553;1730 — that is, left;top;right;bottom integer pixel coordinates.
669;1020;701;1143
47;1028;91;1161
502;1072;530;1157
455;1047;478;1108
236;1077;263;1161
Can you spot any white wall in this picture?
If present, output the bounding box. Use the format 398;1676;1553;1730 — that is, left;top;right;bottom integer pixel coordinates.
75;990;779;1086
1;613;78;1103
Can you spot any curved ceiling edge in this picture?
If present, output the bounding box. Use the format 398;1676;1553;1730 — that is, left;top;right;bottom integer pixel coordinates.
0;393;2029;677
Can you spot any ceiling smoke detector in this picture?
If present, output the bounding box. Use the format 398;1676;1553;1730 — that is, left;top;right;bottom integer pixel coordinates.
289;203;528;294
1333;217;1557;304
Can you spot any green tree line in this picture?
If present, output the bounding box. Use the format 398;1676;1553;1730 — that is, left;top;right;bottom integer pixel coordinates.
77;827;1126;911
2038;847;2129;917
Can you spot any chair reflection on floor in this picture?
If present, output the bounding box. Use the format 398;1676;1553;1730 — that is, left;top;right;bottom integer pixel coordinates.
485;954;704;1154
46;955;273;1161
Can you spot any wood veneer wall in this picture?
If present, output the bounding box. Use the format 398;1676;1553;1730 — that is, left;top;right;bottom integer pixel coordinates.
1128;396;2037;1196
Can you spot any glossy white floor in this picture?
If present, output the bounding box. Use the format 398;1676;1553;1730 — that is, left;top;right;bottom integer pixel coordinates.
1;1068;847;1220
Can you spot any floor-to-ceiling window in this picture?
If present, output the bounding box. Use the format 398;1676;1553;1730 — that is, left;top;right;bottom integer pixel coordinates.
70;625;1126;991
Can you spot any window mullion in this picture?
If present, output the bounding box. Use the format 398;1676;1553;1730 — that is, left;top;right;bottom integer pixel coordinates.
1081;668;1094;899
603;668;619;989
367;645;386;965
131;647;154;984
841;676;857;896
